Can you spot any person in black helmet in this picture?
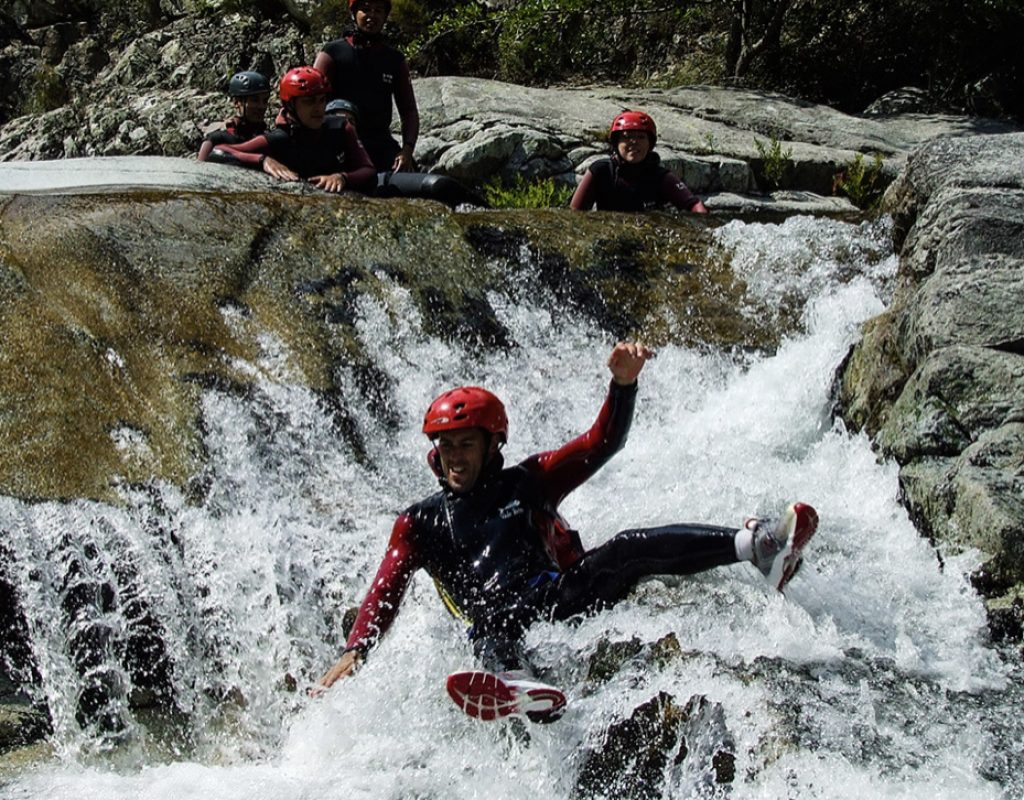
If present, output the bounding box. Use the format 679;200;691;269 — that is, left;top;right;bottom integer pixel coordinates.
213;66;376;194
198;71;272;163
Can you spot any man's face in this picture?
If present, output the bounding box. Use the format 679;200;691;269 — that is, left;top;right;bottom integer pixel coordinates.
436;428;492;493
235;92;270;124
354;0;389;34
616;130;651;163
294;94;327;128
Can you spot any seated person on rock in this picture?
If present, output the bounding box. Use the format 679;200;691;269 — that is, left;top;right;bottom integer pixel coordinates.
211;67;375;194
324;99;483;208
314;0;419;175
571;111;708;214
198;70;271;163
315;342;818;722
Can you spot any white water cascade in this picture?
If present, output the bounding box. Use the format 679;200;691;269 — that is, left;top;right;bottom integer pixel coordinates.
2;214;1022;799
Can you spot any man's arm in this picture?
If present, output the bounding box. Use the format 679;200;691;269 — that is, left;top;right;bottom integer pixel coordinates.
312;50;334;91
523;342;653;504
340;122;377;189
662;172;708;213
317;512;420;689
392;61;419;172
569;169;597;210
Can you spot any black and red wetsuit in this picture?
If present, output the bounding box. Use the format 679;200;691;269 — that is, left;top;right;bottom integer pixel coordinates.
210;115;376;191
314;31;419;172
197;116;267;162
570;152;703;212
345;380;740;672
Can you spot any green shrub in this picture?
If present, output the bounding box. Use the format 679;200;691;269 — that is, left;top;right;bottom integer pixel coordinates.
833;152;886;210
753;133;792;190
408;0;697;85
482;175;574;209
24;66;67;115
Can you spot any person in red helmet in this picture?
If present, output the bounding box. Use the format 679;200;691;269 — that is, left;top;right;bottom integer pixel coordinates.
570;110;709;213
316;342;818;722
210;66;375;194
313;0;419;174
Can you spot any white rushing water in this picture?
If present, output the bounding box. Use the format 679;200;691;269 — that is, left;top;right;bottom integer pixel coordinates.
2;215;1021;799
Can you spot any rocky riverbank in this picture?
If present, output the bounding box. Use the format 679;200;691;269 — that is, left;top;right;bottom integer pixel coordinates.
835;133;1024;640
2;6;1019;212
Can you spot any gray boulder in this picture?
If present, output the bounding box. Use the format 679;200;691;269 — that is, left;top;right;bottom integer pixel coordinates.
835;132;1024;621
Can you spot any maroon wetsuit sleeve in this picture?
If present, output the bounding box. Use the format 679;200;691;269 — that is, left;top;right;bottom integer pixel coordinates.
569;170;597;210
661;171;701;211
313;50;335;89
341;124;377;190
344;512;421;655
211;135;272;169
394;61;419;147
520;380;637;505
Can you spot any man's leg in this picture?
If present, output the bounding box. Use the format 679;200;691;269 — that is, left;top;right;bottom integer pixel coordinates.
550;523;739;621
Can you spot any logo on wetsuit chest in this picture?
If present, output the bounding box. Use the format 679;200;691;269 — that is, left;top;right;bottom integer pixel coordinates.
498;500;525;520
382;72;394;86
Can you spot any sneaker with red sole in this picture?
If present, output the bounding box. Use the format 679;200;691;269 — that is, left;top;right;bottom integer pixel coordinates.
747;502;819;592
446;669;566;723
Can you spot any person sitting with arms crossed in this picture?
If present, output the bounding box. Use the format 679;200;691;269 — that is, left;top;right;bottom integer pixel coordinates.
211;66;375;194
571;111;709;214
314;0;419;175
316;342;817;722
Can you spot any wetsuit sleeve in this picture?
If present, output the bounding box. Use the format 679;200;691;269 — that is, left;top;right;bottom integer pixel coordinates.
569;169;597;210
211;135;272;169
394;61;419;148
661;171;702;211
343;512;421;655
341;124;377;190
521;379;637;505
313;50;335;91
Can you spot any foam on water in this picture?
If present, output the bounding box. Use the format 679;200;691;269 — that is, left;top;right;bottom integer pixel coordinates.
2;215;1021;799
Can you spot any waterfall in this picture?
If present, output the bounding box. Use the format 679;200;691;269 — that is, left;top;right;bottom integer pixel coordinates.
2;214;1021;799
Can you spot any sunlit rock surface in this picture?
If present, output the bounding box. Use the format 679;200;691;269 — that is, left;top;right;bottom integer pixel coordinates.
836;132;1024;622
0;156;792;502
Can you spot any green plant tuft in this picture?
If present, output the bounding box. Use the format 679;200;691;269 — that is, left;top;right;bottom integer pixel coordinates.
833;152;887;210
753;133;792;190
482;175;575;209
24;66;67;115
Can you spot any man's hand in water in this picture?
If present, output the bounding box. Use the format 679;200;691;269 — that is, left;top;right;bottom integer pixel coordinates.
308;649;363;697
608;341;655;386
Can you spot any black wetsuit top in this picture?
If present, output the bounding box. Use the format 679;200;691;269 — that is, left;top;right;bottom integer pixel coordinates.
571;153;702;212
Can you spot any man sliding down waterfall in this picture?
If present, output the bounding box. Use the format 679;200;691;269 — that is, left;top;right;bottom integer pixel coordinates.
315;342;818;722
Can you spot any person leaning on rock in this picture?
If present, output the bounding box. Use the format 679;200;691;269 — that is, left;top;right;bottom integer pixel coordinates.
313;0;419;175
210;67;376;194
323;99;484;208
197;71;272;163
571;111;709;214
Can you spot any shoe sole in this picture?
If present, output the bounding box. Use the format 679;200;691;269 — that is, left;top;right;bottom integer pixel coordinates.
446;670;566;723
768;502;818;592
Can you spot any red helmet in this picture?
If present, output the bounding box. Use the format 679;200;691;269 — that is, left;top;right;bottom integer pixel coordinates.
423;386;508;442
349;0;391;11
610;110;657;146
279;67;331;103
